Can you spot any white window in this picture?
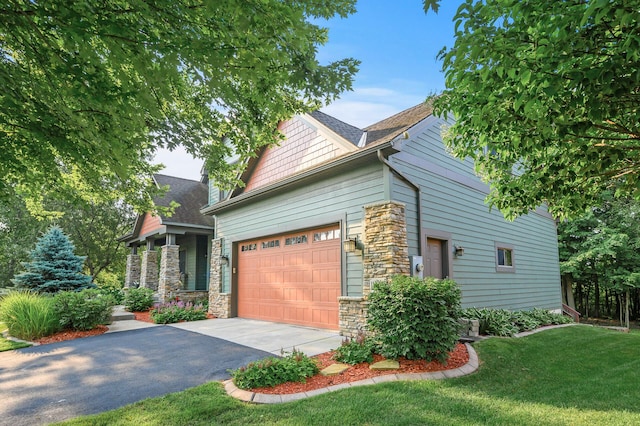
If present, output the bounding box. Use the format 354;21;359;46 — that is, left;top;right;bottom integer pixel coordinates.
495;242;515;273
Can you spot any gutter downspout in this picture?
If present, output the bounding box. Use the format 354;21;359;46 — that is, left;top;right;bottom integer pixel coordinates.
376;149;424;257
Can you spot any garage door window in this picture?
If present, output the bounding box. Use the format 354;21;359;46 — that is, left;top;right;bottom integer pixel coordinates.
261;239;280;249
241;243;257;252
285;235;308;245
314;229;341;241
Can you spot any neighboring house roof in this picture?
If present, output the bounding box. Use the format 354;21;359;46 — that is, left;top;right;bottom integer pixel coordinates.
120;174;213;244
309;110;364;146
364;102;434;147
153;174;214;227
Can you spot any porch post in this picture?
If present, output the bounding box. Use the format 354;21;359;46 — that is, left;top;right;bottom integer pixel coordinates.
208;238;231;318
124;245;140;288
139;239;158;290
158;235;181;302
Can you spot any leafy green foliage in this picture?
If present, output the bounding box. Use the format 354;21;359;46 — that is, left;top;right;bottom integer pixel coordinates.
333;332;376;365
231;349;319;390
0;290;60;340
462;307;573;337
12;226;93;293
559;192;640;319
123;287;154;312
1;1;359;213
430;0;640;219
53;289;115;331
150;300;207;324
367;276;462;363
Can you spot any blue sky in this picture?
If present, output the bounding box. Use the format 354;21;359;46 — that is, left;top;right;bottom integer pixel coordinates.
155;1;461;179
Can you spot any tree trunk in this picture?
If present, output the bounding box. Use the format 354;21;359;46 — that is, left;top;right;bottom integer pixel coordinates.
594;277;600;318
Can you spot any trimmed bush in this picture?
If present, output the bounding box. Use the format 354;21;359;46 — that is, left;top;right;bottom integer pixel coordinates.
150;300;207;324
95;271;125;304
53;289;115;331
231;350;319;390
368;275;462;363
462;307;573;337
0;290;60;339
123;287;154;312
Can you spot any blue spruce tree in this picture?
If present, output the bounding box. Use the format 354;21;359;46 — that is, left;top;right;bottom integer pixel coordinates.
12;226;93;293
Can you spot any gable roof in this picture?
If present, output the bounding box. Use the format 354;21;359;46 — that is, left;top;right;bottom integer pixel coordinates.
309;110;364;146
363;102;434;146
153;174;214;227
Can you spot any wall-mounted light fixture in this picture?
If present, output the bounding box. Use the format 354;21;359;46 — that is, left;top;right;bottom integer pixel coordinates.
220;255;229;266
343;236;362;255
454;245;465;257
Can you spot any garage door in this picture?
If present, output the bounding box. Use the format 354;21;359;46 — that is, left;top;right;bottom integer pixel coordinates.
237;225;341;329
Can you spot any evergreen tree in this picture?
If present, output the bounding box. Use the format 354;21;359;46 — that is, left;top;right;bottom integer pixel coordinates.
12;226;93;293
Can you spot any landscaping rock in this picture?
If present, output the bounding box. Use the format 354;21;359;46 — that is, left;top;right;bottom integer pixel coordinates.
320;363;350;376
370;359;399;370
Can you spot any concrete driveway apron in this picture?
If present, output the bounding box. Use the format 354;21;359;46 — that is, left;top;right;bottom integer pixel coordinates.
0;326;273;426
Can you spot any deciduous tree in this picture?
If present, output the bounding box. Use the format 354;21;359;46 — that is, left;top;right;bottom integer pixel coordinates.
426;0;640;219
1;1;358;212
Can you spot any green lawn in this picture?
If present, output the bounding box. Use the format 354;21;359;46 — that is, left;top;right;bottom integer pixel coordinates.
59;325;640;426
0;322;31;352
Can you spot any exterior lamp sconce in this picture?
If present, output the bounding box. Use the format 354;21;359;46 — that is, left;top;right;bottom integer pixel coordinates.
454;245;465;257
343;236;362;256
220;255;229;266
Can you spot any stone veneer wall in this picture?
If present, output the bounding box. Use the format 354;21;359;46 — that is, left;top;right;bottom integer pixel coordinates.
208;238;232;318
158;245;181;302
338;201;410;336
175;290;209;303
139;250;158;290
124;253;140;288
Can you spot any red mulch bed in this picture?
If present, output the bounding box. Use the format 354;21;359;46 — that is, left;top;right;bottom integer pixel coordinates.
250;343;469;395
34;325;109;345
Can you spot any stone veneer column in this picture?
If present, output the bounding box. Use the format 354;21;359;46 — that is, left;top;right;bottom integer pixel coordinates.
208;238;231;318
338;201;410;337
158;245;180;302
139;250;158;291
363;200;410;283
124;253;140;288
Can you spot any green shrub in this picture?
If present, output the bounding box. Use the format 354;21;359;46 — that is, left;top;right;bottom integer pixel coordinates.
462;307;573;337
0;290;60;339
368;275;462;363
333;332;376;365
150;300;207;324
124;287;154;312
231;349;319;390
95;271;125;304
53;289;115;331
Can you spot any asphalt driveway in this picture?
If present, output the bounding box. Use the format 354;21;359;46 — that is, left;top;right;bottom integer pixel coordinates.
0;327;273;425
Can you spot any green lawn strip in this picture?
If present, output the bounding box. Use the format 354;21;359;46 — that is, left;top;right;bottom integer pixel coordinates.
59;326;640;426
0;322;32;352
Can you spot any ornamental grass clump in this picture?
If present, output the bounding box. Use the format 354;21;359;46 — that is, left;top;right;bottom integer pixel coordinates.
231;349;319;390
0;290;60;340
150;300;207;324
368;275;462;363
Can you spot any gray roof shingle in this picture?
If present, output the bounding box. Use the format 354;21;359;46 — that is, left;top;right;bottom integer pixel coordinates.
153;174;214;227
310;110;364;146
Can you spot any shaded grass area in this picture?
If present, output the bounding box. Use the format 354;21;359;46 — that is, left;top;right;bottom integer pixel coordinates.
0;322;31;352
60;326;640;426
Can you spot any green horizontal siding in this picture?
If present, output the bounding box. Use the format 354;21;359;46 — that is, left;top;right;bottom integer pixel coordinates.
390;117;561;311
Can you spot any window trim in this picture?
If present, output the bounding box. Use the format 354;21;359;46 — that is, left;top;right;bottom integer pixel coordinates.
494;242;516;273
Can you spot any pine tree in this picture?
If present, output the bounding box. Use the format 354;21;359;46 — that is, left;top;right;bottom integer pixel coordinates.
12;226;93;293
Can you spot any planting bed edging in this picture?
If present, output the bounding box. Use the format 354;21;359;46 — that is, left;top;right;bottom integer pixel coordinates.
223;343;479;404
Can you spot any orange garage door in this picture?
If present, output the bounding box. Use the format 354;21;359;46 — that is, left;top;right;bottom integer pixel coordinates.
237;226;341;330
